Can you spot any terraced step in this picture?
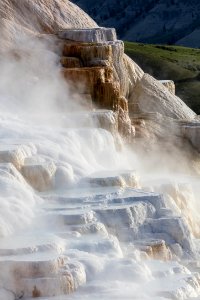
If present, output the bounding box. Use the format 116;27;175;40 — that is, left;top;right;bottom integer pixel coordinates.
0;233;86;298
61;66;113;94
42;185;195;255
0;144;33;170
0;254;85;298
82;170;140;188
0;171;198;300
133;239;171;260
60;56;82;68
62;41;112;66
58;28;117;43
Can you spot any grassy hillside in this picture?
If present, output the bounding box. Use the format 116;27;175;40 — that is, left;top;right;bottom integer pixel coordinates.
124;42;200;114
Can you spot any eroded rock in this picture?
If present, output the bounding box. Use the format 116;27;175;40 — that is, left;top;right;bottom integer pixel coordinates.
21;162;56;191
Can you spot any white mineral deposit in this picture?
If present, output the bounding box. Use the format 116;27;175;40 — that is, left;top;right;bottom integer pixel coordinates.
0;1;200;300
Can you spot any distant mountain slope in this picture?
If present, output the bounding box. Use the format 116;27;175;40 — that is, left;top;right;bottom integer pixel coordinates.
72;0;200;48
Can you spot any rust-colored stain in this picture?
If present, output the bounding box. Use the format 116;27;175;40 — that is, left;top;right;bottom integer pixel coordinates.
32;286;42;298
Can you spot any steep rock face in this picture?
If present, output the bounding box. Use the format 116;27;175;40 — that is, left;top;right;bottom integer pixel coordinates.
58;28;136;141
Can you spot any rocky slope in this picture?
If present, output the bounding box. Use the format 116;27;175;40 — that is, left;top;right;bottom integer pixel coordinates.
72;0;200;48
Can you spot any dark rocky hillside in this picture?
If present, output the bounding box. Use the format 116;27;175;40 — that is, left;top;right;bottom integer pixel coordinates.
72;0;200;47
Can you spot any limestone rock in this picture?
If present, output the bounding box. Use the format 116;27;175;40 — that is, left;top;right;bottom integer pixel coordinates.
58;27;117;43
62;42;112;67
118;106;135;141
91;110;118;136
135;239;172;261
129;73;196;120
83;170;140;188
21;273;75;297
87;59;110;67
123;54;144;98
148;217;194;252
96;201;155;242
182;124;200;152
0;163;29;186
0;0;97;49
76;222;108;236
52;211;96;226
93;80;119;110
60;56;82;68
60;32;135;141
0;145;32;170
62;66;113;94
0;257;65;279
160;80;176;95
21;162;56;191
0;254;86;298
108;40;129;97
155;182;200;238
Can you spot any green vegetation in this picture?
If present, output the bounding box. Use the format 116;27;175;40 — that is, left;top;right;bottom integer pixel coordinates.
124;42;200;114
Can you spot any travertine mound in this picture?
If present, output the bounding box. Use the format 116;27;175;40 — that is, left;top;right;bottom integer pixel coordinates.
0;0;97;48
1;3;200;300
129;73;196;121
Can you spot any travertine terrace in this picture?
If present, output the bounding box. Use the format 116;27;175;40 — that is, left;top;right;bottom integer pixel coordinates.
1;1;200;300
58;27;134;140
58;27;200;154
